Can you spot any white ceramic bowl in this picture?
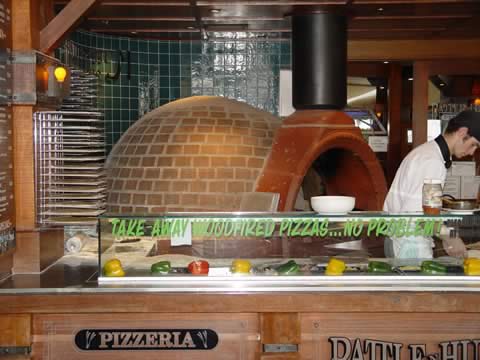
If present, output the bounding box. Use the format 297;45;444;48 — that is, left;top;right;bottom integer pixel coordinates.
310;196;356;214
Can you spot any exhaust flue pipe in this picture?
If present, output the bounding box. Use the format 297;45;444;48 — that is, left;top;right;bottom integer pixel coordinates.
292;13;347;110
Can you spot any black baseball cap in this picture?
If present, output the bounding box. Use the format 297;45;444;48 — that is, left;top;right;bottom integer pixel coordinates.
448;110;480;141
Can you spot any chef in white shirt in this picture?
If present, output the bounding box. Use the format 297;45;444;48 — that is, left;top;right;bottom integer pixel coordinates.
384;110;480;258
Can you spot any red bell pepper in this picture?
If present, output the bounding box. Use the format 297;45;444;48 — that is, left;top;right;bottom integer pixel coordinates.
188;260;209;275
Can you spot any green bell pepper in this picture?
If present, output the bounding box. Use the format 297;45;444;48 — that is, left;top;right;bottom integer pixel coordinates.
276;260;299;275
151;261;171;274
421;260;447;275
367;261;393;274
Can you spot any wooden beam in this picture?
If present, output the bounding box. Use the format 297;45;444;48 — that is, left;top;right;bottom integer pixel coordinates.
386;64;403;184
348;62;389;77
348;39;480;61
40;0;99;53
427;60;480;76
412;61;430;148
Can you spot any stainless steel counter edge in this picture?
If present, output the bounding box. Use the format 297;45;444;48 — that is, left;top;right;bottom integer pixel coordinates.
2;276;480;294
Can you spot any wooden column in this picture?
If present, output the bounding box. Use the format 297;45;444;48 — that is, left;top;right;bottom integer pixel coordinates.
11;0;64;273
412;61;430;148
11;0;39;274
386;64;403;184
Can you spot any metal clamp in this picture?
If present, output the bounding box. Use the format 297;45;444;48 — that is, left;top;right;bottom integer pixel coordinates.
263;344;298;353
0;346;32;355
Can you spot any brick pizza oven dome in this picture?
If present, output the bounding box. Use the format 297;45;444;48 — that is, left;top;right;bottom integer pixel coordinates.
106;96;281;214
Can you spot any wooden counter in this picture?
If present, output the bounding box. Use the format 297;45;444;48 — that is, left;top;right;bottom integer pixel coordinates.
1;261;480;359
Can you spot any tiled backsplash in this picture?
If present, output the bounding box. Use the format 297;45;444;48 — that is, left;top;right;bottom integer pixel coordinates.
57;31;291;151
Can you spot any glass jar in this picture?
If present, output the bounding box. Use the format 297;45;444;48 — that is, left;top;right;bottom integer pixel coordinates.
422;179;443;215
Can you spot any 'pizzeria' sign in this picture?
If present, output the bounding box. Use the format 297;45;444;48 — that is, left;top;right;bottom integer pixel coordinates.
75;328;219;351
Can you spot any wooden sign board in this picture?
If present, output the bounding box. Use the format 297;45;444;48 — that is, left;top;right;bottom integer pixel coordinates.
33;313;259;359
300;313;480;360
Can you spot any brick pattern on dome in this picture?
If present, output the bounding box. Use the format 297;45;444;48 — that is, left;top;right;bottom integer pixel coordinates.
106;96;281;214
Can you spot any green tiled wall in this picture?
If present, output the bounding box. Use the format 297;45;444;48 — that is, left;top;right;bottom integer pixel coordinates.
57;30;291;151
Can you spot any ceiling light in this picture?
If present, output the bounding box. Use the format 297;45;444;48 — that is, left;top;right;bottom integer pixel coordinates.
440;83;445;87
186;26;195;30
377;7;384;12
210;9;221;13
380;86;385;90
131;31;137;34
408;77;414;81
383;61;389;64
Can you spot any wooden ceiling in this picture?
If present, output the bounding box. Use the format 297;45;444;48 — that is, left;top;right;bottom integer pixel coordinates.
53;0;480;40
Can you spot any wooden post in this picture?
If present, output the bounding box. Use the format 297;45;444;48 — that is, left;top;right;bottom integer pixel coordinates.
11;0;64;273
412;61;430;148
386;64;403;184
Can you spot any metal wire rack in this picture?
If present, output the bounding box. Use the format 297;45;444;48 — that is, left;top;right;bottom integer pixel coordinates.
34;69;106;226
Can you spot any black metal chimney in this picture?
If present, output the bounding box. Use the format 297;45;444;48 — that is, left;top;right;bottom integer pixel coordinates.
292;13;347;110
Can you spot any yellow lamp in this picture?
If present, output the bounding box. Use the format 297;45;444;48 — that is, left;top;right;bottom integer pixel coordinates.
54;66;67;83
474;98;480;106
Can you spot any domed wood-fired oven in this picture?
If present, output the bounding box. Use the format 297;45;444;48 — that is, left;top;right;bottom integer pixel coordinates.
106;97;386;213
106;12;387;213
257;109;387;210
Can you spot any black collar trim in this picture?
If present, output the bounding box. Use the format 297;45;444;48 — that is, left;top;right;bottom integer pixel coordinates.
434;135;452;169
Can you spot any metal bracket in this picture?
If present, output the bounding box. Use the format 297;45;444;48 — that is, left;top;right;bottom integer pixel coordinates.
263;344;298;353
10;51;36;64
0;346;32;355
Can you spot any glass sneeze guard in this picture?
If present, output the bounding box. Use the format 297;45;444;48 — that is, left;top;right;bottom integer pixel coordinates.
97;211;480;287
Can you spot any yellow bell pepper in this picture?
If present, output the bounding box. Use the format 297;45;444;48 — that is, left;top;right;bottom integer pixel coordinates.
464;258;480;276
103;258;125;277
231;259;252;274
325;258;346;276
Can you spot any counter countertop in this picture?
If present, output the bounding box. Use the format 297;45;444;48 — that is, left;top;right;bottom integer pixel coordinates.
2;255;480;294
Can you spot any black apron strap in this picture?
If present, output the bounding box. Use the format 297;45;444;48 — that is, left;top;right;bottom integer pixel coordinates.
434;135;452;169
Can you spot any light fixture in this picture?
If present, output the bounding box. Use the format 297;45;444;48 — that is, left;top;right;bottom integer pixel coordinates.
376;112;382;118
408;77;414;81
186;26;195;30
42;68;49;85
210;8;221;13
380;86;385;90
347;89;377;104
377;7;384;12
440;83;445;87
474;98;480;106
54;66;67;83
131;31;137;34
383;61;389;64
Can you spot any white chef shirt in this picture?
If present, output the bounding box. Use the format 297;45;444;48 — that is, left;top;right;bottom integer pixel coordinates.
384;140;447;213
383;140;448;258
